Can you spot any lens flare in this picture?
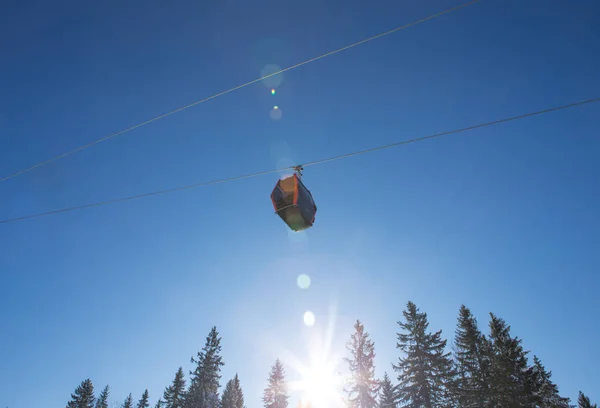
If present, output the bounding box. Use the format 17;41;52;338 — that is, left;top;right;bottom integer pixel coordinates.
303;311;316;327
260;64;284;88
270;107;283;121
271;89;276;95
297;274;311;289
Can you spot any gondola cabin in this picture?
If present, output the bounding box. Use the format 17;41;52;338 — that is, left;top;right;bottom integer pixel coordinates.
271;173;317;231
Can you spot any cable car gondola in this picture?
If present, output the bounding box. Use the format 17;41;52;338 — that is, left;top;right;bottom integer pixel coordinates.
270;166;317;231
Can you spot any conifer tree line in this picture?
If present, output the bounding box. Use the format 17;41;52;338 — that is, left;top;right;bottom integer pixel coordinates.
65;305;597;408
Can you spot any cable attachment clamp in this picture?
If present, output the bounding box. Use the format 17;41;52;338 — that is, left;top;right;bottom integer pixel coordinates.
293;165;304;178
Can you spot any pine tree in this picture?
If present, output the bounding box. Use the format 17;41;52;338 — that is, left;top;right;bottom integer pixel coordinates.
233;374;246;408
154;399;164;408
137;390;150;408
487;313;530;406
96;385;110;408
221;374;245;408
263;359;289;408
524;355;570;407
344;320;379;408
221;378;235;408
185;326;225;408
378;373;396;408
578;391;598;408
122;394;133;408
66;378;96;408
453;305;492;407
393;301;456;408
164;367;187;408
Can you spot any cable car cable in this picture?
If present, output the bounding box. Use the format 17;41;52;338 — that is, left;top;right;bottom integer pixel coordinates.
0;0;483;184
302;97;600;168
1;95;597;226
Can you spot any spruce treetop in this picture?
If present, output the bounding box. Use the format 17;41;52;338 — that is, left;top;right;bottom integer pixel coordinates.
578;391;598;408
378;373;397;408
122;394;134;408
393;301;455;408
344;320;379;408
137;390;150;408
66;378;96;408
96;385;110;408
263;359;289;408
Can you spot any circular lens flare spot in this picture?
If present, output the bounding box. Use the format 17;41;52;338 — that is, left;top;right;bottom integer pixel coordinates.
303;311;316;327
270;107;283;120
261;64;284;88
297;274;311;289
271;88;276;95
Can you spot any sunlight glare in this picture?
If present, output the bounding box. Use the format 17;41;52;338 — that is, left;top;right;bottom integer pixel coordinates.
282;299;346;408
289;339;345;408
301;361;341;406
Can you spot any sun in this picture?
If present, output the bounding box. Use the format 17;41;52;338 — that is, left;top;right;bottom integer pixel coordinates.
289;358;346;408
284;302;347;408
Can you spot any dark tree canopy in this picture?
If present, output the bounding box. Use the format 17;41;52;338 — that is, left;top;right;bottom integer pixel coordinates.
164;367;186;408
487;313;530;406
95;385;110;408
62;306;581;408
378;373;397;408
393;301;456;408
579;391;598;408
525;355;570;407
453;305;492;407
122;393;133;408
221;374;245;408
185;327;225;408
66;378;96;408
137;389;150;408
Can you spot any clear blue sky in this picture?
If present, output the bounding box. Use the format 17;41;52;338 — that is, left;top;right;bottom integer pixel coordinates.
1;0;599;406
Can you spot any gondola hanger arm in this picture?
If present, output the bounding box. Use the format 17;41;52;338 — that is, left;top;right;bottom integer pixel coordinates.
293;165;304;178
